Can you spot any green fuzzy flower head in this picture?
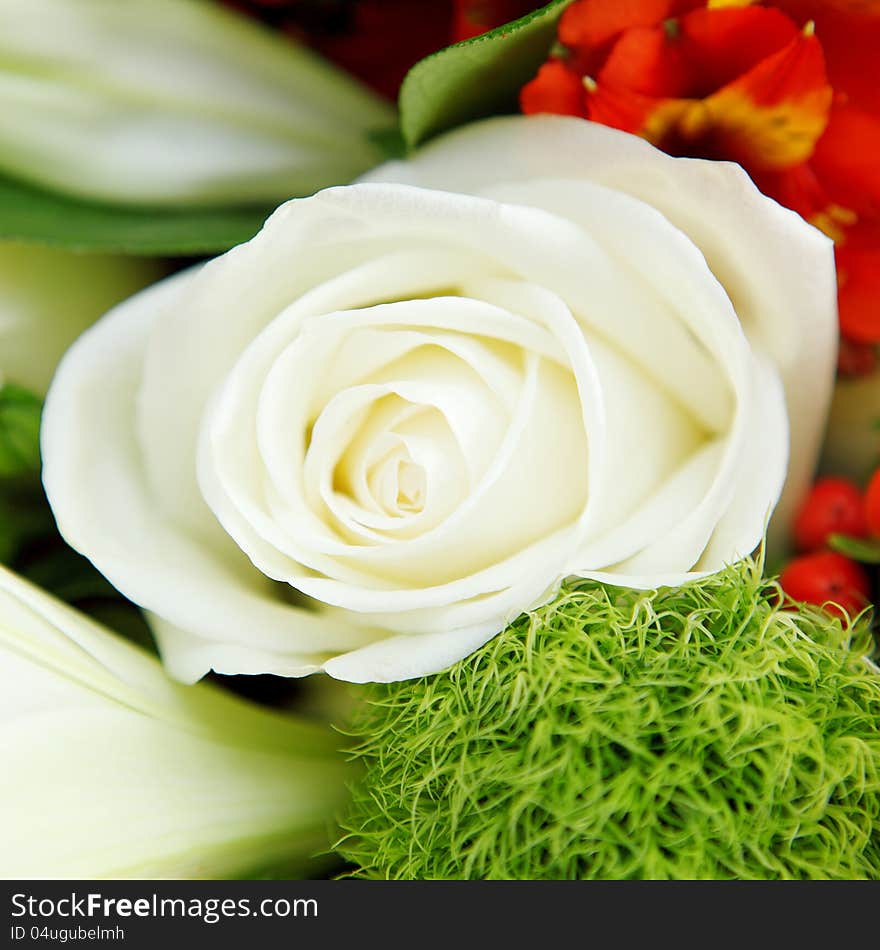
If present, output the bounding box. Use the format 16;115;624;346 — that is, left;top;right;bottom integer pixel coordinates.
338;560;880;879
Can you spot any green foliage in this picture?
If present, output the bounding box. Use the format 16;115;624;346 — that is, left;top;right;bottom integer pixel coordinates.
367;127;408;161
0;384;42;478
0;488;54;565
0;174;271;256
338;561;880;879
0;382;155;650
829;533;880;564
0;383;48;563
399;1;571;148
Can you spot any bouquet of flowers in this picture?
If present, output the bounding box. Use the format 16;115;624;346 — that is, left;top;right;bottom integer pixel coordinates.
2;0;879;881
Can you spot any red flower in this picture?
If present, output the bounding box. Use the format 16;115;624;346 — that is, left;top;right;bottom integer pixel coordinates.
522;0;880;353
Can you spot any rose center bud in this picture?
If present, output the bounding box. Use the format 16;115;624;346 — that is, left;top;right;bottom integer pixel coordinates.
366;443;428;517
395;458;427;513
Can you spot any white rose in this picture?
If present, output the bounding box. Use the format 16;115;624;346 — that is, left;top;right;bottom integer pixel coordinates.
42;116;838;684
1;242;162;396
0;0;393;206
0;565;348;879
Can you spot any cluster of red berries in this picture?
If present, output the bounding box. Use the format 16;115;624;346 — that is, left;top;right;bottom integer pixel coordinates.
779;469;880;620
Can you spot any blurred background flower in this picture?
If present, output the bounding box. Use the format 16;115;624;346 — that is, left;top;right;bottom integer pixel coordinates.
0;244;161;397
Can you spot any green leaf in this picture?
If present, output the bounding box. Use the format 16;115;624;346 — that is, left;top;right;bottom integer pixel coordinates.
0;174;274;256
367;126;408;161
21;545;119;603
9;536;158;652
0;384;48;564
0;489;55;564
399;0;572;149
828;533;880;564
0;384;42;478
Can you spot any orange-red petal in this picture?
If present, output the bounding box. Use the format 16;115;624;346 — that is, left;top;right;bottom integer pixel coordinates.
677;6;799;95
559;0;701;50
837;219;880;344
583;26;832;171
597;7;801;102
599;25;693;98
584;80;671;137
521;59;588;118
812;103;880;218
701;28;832;169
772;0;880;113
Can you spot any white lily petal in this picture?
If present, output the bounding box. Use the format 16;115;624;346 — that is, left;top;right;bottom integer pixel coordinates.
0;0;393;206
0;566;349;879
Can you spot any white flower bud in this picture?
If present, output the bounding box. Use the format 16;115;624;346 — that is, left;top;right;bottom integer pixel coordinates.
0;565;349;878
0;0;395;207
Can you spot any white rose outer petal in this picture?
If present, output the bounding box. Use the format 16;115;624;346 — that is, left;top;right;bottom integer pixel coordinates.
42;116;837;684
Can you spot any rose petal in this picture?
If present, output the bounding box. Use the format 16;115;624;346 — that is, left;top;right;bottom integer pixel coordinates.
365;115;838;553
41;272;380;684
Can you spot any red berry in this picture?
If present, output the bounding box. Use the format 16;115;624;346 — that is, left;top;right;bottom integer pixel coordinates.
866;468;880;538
779;550;871;620
793;477;868;551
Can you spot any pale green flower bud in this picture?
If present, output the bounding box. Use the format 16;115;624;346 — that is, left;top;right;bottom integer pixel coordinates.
0;243;162;396
0;0;396;207
0;565;350;879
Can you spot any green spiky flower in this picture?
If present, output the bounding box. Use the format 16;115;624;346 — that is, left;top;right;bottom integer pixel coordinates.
337;559;880;879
